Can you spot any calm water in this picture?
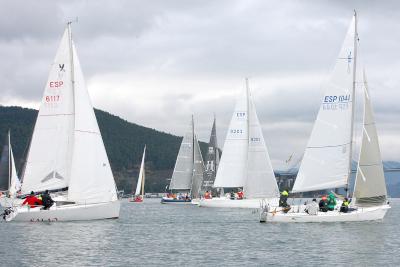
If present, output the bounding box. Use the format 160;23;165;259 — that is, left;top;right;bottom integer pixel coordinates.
1;198;399;266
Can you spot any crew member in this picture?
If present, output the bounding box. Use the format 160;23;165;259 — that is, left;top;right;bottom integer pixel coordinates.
22;191;42;208
340;197;350;213
327;192;337;211
305;198;319;215
279;190;289;207
41;190;54;210
319;196;328;212
237;189;244;200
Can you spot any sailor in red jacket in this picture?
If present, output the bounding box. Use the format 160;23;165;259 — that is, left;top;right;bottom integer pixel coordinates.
22;191;42;208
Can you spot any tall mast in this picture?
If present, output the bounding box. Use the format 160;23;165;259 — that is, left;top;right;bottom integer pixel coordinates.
245;78;250;191
67;22;76;184
346;10;358;197
8;130;11;190
190;114;194;196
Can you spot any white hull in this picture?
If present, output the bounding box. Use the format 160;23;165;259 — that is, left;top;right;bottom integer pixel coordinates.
260;204;390;223
0;196;23;208
4;200;120;222
199;197;278;209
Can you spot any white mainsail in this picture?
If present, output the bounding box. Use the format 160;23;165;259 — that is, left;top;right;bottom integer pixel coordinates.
213;85;249;188
191;135;205;199
135;146;146;196
169;118;194;190
21;29;74;193
353;71;387;206
292;15;357;193
245;97;279;198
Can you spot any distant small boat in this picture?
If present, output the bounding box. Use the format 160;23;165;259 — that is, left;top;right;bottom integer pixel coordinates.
199;79;280;208
129;146;146;203
161;116;205;204
260;11;390;223
0;131;22;207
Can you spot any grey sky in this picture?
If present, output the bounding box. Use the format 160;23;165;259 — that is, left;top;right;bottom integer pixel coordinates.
1;0;399;169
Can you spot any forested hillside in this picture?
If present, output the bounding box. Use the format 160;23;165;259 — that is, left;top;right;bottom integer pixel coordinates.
0;106;207;193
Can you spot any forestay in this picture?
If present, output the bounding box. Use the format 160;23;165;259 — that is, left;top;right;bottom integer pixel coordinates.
22;29;74;194
292;16;356;193
245;97;279;198
169;119;194;190
213;86;249;188
353;72;387;206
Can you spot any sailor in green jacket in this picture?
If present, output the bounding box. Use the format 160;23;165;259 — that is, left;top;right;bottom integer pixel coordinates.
327;192;337;211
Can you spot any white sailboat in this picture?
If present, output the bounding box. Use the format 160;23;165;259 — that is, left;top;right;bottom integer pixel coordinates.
4;23;120;222
199;79;280;208
261;12;390;223
129;145;146;203
0;131;22;207
161;116;205;204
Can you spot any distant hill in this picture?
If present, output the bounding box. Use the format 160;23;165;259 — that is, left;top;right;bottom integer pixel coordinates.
0;105;208;193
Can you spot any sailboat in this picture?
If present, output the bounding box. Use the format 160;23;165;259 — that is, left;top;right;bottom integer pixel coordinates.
0;131;22;207
199;79;280;208
4;23;120;222
161;116;205;204
129;145;146;203
260;12;390;223
200;116;220;196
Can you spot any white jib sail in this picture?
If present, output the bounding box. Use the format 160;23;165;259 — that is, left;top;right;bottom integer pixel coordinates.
244;96;279;198
67;27;118;204
9;142;21;197
292;15;356;193
213;84;249;188
22;29;74;194
169;119;194;190
135;146;146;196
191;135;205;199
353;71;387;205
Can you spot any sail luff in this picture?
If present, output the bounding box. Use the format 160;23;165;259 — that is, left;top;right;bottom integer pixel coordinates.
8;130;11;190
191;134;205;199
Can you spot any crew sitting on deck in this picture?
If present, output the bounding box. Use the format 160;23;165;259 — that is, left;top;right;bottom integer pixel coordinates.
327;192;337;211
41;190;54;210
305;198;319;215
237;189;244;200
204;191;212;199
230;190;235;200
319;196;328;212
279;190;289;207
22;191;42;208
340;197;350;213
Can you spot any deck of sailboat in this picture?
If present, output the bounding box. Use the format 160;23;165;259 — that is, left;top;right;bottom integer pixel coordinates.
262;204;390;223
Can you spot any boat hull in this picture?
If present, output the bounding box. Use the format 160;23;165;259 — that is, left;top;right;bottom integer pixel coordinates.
260;204;390;223
4;200;120;222
161;197;191;204
199;197;278;209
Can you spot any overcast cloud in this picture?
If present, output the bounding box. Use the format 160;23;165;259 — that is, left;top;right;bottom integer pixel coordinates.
1;0;399;169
